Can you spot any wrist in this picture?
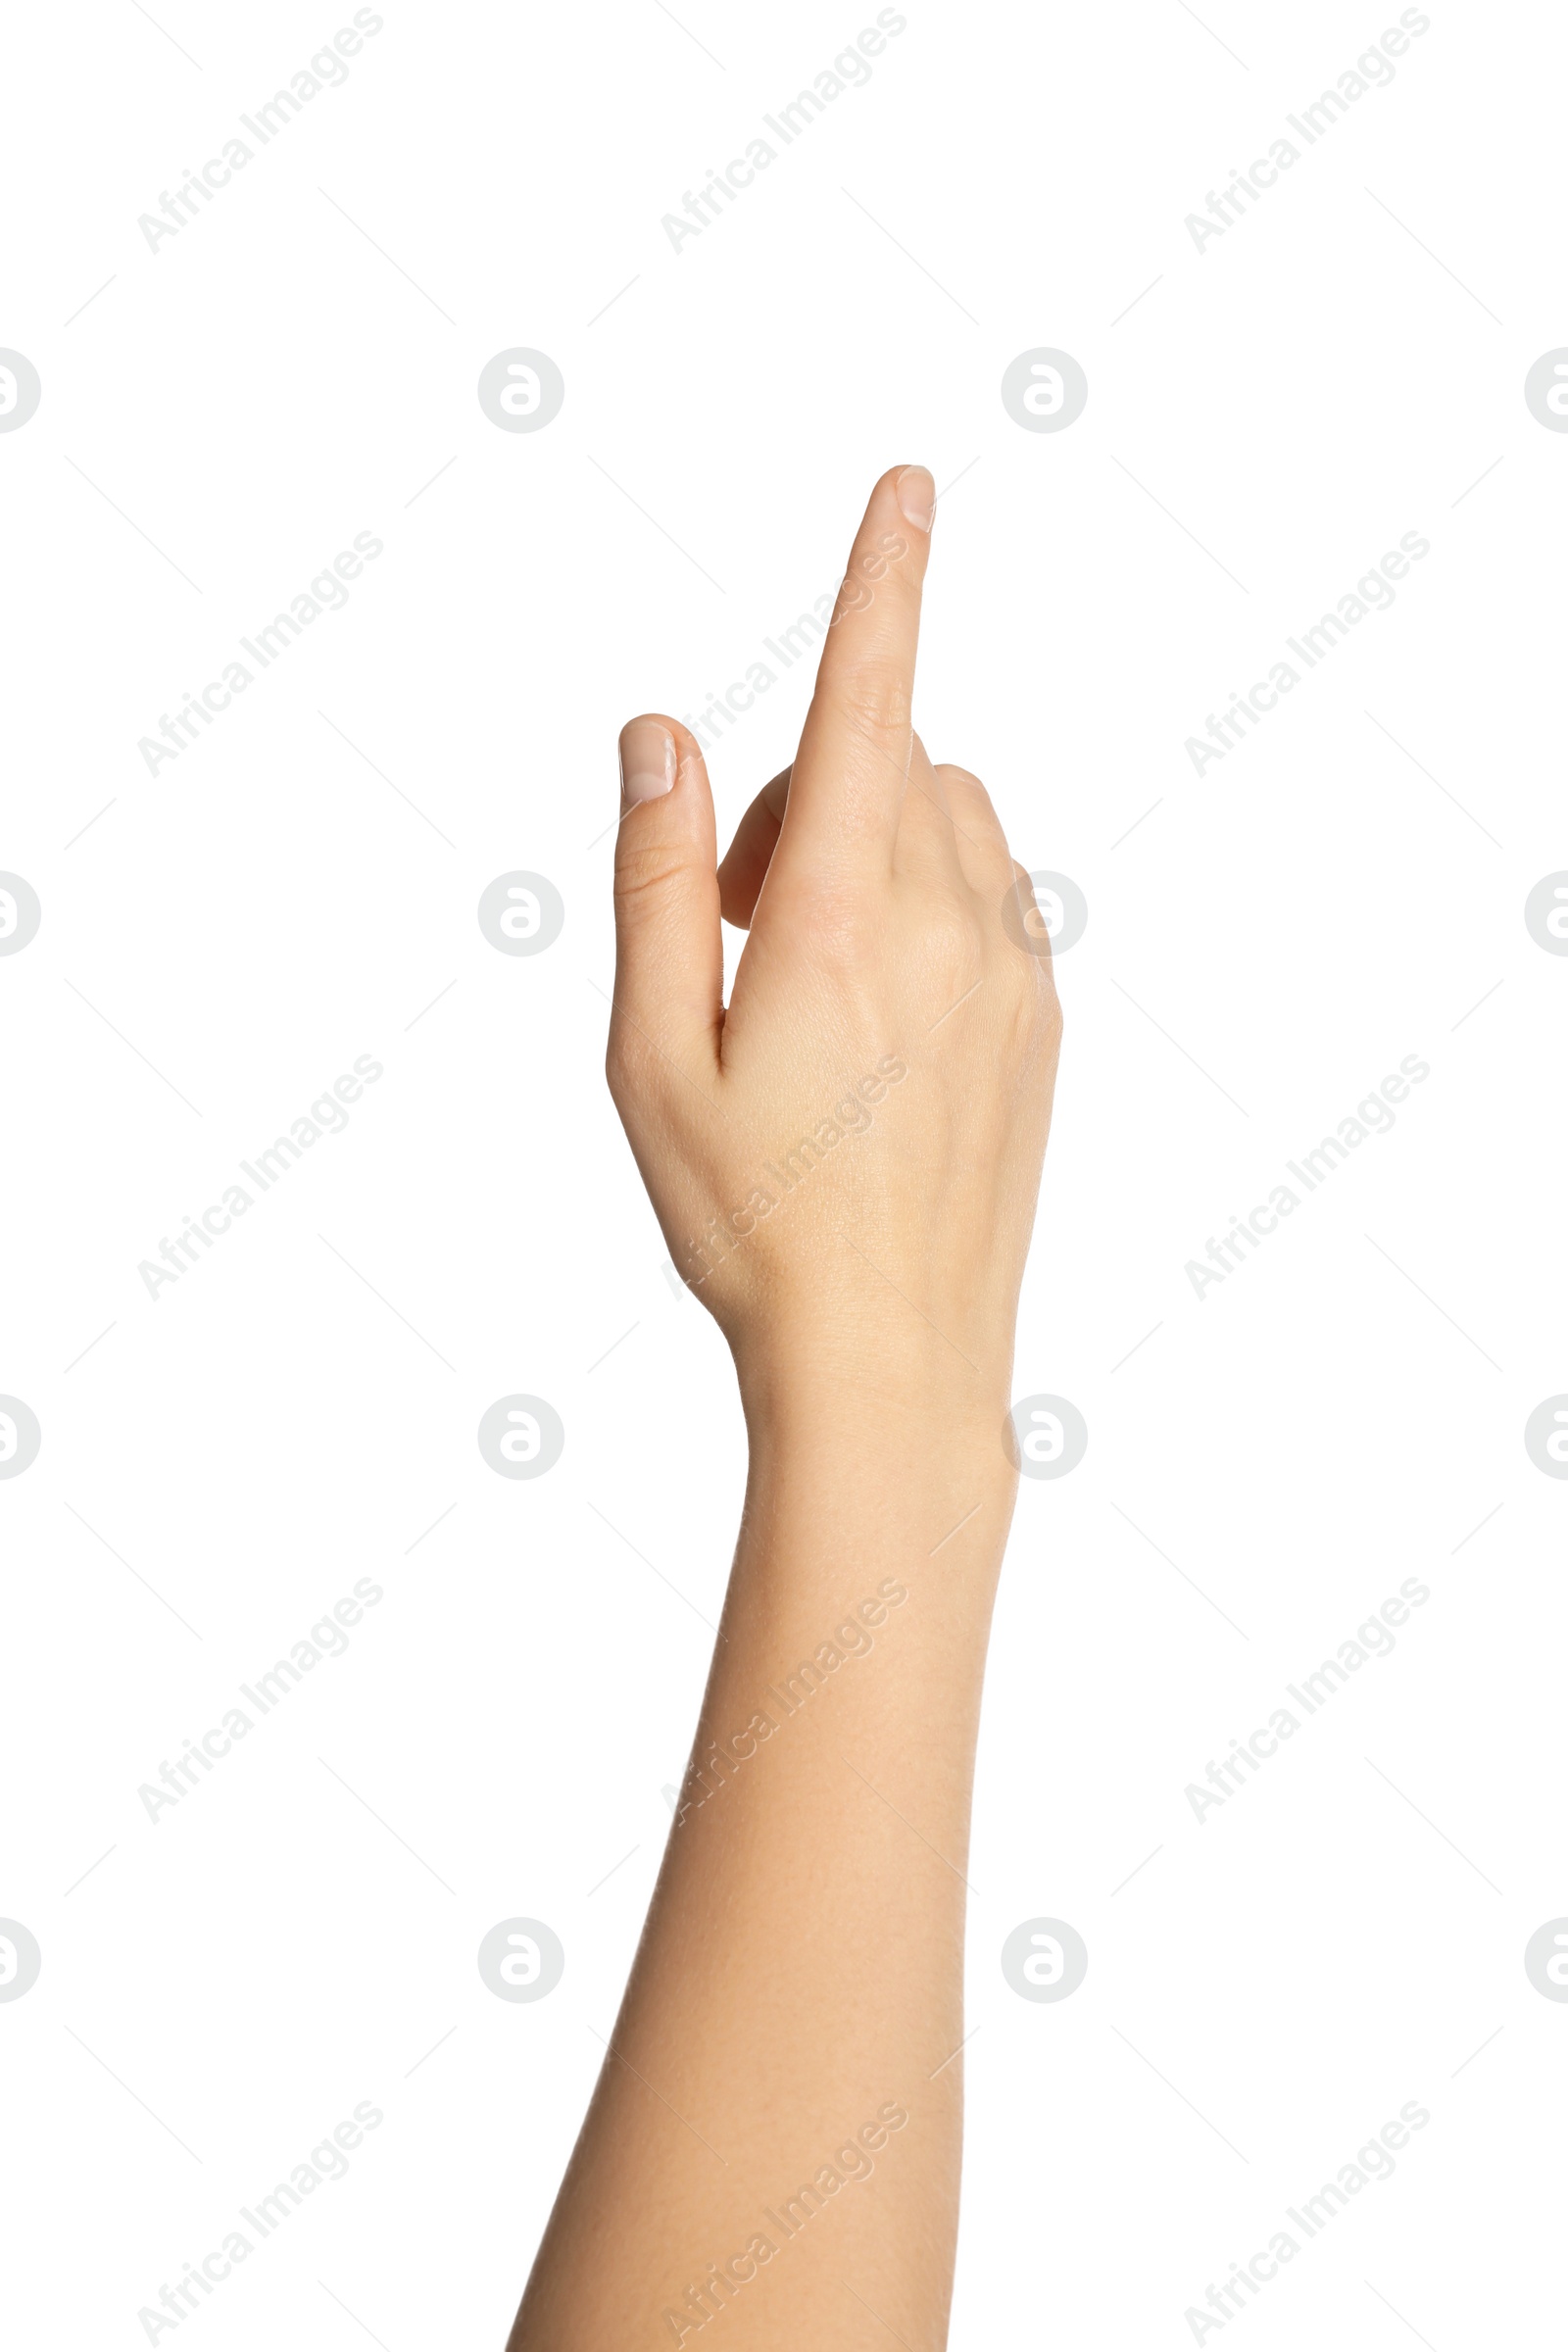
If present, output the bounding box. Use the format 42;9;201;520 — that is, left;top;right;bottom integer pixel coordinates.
733;1328;1017;1461
732;1338;1018;1585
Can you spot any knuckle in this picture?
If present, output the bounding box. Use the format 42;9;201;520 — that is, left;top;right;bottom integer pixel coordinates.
829;655;912;740
942;766;1012;857
612;840;697;909
605;1019;662;1108
922;896;985;984
835;539;917;617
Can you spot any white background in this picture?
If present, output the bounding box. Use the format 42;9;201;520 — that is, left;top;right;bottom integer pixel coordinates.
3;1;1565;2344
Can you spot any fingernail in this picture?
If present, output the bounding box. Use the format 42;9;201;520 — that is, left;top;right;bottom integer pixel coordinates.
619;718;676;806
896;465;936;532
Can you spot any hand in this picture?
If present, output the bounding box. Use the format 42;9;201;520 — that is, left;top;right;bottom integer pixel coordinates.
607;466;1061;1414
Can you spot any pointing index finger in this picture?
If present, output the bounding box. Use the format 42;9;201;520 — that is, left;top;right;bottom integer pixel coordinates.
780;465;936;876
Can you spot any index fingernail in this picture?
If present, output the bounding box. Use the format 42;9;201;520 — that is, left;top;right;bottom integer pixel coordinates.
896;466;936;531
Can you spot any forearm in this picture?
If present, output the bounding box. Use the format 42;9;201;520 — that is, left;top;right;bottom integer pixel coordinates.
511;1351;1017;2349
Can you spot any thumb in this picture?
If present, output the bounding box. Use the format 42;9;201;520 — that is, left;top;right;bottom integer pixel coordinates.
610;715;723;1083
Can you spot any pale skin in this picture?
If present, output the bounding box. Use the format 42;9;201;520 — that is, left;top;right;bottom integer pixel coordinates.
507;466;1061;2350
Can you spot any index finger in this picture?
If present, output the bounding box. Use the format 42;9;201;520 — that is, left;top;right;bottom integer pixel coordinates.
776;465;936;881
